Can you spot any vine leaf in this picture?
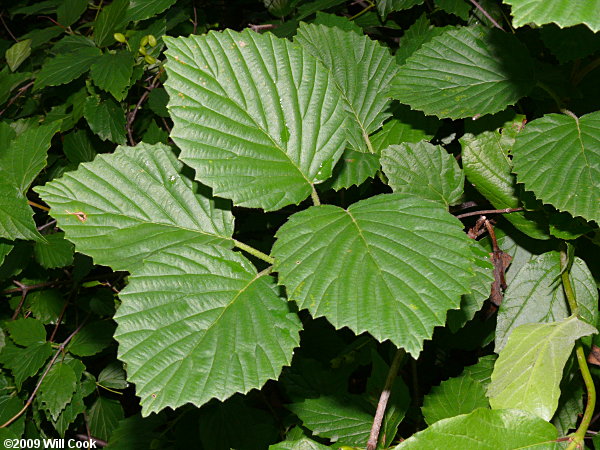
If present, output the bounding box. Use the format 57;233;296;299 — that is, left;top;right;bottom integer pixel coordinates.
394;408;558;449
390;26;534;119
488;316;597;420
495;252;598;352
114;244;301;415
502;0;600;32
381;141;464;207
164;29;349;211
35;143;234;271
512;112;600;224
273;193;474;356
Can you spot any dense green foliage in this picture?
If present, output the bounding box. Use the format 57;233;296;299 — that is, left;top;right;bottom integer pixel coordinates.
0;0;599;448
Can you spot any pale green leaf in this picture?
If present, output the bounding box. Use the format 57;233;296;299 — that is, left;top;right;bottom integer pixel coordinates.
35;47;102;90
6;39;32;72
496;252;598;351
57;0;88;26
460;125;550;240
6;318;46;346
88;397;124;441
38;363;77;421
378;0;424;20
512;112;600;223
422;376;489;425
34;232;75;268
164;30;349;211
83;95;126;144
0;183;42;241
0;341;52;389
93;0;129;47
390;26;534;119
126;0;177;22
273;193;474;356
395;408;559;449
395;15;452;66
114;244;302;415
381;141;464;207
90;51;135;101
36;143;234;271
489;316;597;420
502;0;600;32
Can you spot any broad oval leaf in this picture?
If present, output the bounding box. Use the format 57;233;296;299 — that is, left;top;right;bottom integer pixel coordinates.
381;141;464;207
395;408;559;449
164;30;349;211
114;244;301;415
512;112;600;223
390;26;534;119
35;143;234;271
272;193;474;356
489;316;597;421
503;0;600;32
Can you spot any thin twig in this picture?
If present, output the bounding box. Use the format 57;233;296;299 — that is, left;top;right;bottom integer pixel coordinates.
468;0;505;31
0;318;88;428
455;207;523;219
127;70;163;146
27;200;50;212
0;12;18;41
49;297;70;342
10;281;28;320
367;349;405;450
248;23;276;32
37;219;57;231
192;1;198;34
0;81;34;116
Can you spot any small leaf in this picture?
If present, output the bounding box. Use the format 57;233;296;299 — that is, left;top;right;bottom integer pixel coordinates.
93;0;129;47
126;0;178;21
35;46;102;90
0;341;53;389
273;193;474;356
90;51;135;101
83;95;127;144
6;39;32;72
552;377;583;435
57;0;88;26
67;321;115;356
462;355;496;393
6;318;46;346
502;0;600;32
34;232;75;268
434;0;471;20
164;30;349;211
114;244;301;415
512;112;600;223
381;141;464;207
88;397;124;441
98;362;128;390
378;0;425;20
489;316;597;420
38;363;77;421
62;129;97;164
395;15;452;65
36;143;234;271
395;408;558;449
422;376;489;425
0;183;42;241
390;26;534;119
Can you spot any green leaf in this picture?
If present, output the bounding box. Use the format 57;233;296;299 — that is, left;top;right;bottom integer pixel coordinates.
270;436;329;450
422;375;489;425
114;244;302;415
289;396;373;446
552;377;583;435
313;12;364;33
90;51;135;101
104;414;165;449
62;129;97;164
36;143;234;271
6;39;32;72
147;87;169;117
126;0;177;22
142;120;169;145
462;355;496;393
98;362;128;390
390;26;534;119
164;30;349;211
488;316;597;420
381;142;464;207
512;112;600;223
0;183;42;241
395;15;452;65
378;0;425;20
57;0;88;26
0;396;25;437
394;408;559;449
502;0;600;32
460;126;550;240
52;377;95;437
38;362;77;421
273;193;474;356
83;95;127;144
0;341;53;389
35;46;102;90
88;397;124;441
540;24;600;64
435;0;471;20
6;318;46;346
93;0;129;47
33;232;75;268
29;289;64;324
496;252;598;351
67;321;115;356
0;240;13;267
324;149;380;191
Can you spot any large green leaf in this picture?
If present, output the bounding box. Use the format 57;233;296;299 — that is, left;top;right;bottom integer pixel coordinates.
35;46;101;90
421;375;489;425
390;26;534;119
36;143;234;271
395;408;559;449
164;30;349;211
488;316;597;421
512;112;600;223
502;0;600;32
115;244;301;415
273;193;474;356
381;141;464;207
496;252;598;351
90;51;135;101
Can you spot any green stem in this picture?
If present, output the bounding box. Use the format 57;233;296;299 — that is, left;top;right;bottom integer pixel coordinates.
561;248;595;450
311;186;321;206
349;1;374;21
233;239;275;265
